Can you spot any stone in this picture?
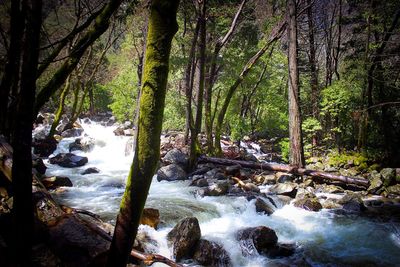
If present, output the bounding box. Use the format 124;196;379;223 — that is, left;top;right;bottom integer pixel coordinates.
236;226;278;256
123;129;135;136
41;176;73;190
113;127;124;136
167;217;201;261
225;165;240;176
243;182;260;193
243;153;258;162
268;182;298;198
386;184;400;196
191;178;209;187
314;161;324;170
140;208;160;229
163;148;189;169
276;172;294;183
293;196;322;212
255;198;274;215
49;153;88;168
367;172;383;193
32;137;58;157
324;166;338;172
32;155;47;175
61;128;84;138
69;137;95;152
133;228;159;254
201;181;230;196
193;239;231;266
318;184;344;194
339;193;366;212
157;164;187;182
264;243;296;258
380;168;395;187
81;167;100;175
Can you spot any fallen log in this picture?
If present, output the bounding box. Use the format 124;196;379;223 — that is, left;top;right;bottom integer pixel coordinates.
199;155;370;187
0;136;182;267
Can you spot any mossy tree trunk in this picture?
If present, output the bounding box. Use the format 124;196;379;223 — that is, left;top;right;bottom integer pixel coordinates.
106;1;179;266
10;0;42;265
189;0;206;170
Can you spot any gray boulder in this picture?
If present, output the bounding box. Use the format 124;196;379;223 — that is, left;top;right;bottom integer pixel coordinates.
49;153;88;168
157;164;187;182
269;182;298;198
193;239;231;266
236;226;278;256
163;148;189;169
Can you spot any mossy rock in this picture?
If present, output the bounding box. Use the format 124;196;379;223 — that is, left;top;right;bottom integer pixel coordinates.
293;197;322;212
386;184;400;196
380;168;395;187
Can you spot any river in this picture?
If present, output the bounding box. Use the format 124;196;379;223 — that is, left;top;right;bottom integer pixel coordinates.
44;121;400;267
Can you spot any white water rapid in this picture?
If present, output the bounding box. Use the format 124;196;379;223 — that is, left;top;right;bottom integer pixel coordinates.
45;121;400;267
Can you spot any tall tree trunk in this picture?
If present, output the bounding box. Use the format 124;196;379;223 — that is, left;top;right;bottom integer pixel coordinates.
189;0;206;170
10;0;42;265
307;0;319;152
0;0;24;140
287;0;305;167
106;1;179;266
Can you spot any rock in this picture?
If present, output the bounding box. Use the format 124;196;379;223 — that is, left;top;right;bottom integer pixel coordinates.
140;208;160;229
276;172;294;183
201;181;230;197
32;155;47;175
163;148;189;169
167;217;201;261
396;168;400;183
61;128;84;138
157;164;187;182
368;171;383;193
255;198;275;215
190;177;209;187
380;168;395;187
269;183;298;198
225;165;240;176
81;167;100;175
243;182;260;193
49;153;88;168
133;228;159;254
243;153;258;162
386;184;400;196
314;161;324;170
69;137;95;152
339;193;366;212
236;226;278;256
123;129;135;136
193;239;231;266
293;196;322;212
324;166;338;172
32;137;58;157
41;176;73;190
113;127;124;136
264;243;296;258
317;184;344;194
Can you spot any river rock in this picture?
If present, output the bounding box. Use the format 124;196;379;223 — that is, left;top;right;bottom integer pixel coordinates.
69;137;95;152
386;184;400;196
81;167;100;175
236;226;278;256
41;176;73;190
113;126;124;136
61;128;84;138
316;184;344;194
32;137;58;157
163;148;189;169
380;168;395;187
368;171;383;193
49;153;88;168
167;217;201;261
268;182;298;198
276;172;294;183
133;228;159;254
293;194;322;212
140;208;160;229
263;243;296;258
225;165;240;176
157;164;187;182
200;181;230;197
32;155;47;175
339;193;366;212
255;198;275;215
190;177;209;187
193;239;231;266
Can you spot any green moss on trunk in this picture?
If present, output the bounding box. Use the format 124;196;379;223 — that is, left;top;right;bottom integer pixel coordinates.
106;1;179;266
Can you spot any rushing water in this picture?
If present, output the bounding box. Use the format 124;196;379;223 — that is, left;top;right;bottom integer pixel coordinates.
45;121;400;267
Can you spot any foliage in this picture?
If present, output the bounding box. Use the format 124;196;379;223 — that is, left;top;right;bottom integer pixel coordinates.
278;138;289;163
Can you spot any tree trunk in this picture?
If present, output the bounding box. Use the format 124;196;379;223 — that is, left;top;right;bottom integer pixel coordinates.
106;1;179;266
189;0;206;170
48;75;71;138
10;0;42;265
287;0;305;167
199;156;370;187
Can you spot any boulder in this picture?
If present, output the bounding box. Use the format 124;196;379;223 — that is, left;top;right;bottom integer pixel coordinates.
269;182;298;198
32;137;58;157
317;184;344;194
41;176;73;190
113;127;124;136
32;155;47;175
276;172;294;183
263;243;296;258
139;208;160;229
49;153;88;168
163;148;189;169
255;198;275;215
193;239;231;266
380;168;395;187
243;152;258;162
236;226;278;256
69;137;94;152
133;228;159;254
190;177;209;187
167;217;201;261
123;129;135;136
293;195;322;212
61;128;83;138
339;193;366;212
201;181;230;197
157;164;187;182
386;184;400;196
367;171;383;193
81;167;100;175
225;165;240;176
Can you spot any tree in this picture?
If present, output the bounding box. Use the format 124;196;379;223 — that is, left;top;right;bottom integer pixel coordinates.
106;1;179;266
287;0;305;167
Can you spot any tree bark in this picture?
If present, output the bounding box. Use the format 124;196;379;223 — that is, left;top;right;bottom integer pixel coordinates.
10;0;42;265
199;156;370;187
189;0;206;170
106;1;179;266
287;0;305;167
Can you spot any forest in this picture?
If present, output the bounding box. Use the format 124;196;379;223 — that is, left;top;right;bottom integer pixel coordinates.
0;0;400;266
